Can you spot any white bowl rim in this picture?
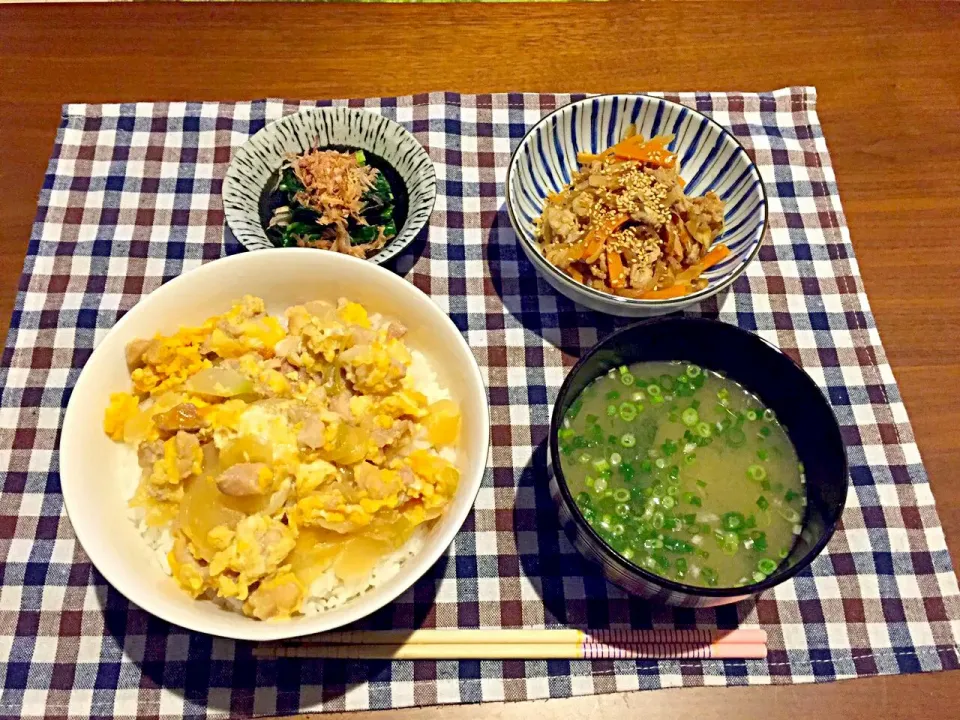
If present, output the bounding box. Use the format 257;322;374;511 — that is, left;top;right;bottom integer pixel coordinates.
60;250;489;641
505;93;768;308
222;106;438;266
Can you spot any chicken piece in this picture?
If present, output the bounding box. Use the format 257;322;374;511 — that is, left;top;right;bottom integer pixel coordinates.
138;439;164;469
297;414;326;449
330;391;354;421
155;402;208;435
216;462;272;497
125;338;155;371
174;431;202;479
386;321;407;340
243;570;305;620
354;461;405;501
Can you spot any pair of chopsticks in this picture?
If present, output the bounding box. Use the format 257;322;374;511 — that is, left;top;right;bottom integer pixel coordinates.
253;628;767;660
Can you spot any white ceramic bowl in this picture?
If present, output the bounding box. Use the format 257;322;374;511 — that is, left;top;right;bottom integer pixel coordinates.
223;107;437;264
506;94;767;317
60;250;489;641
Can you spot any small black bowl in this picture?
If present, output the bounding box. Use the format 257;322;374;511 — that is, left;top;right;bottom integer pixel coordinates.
549;317;848;607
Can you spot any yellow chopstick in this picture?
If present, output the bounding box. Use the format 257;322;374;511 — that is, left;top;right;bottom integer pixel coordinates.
313;628;766;646
254;641;767;661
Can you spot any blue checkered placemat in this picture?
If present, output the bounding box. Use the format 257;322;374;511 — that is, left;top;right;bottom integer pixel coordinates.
1;88;959;717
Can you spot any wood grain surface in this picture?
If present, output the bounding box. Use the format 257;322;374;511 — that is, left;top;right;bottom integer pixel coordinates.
1;1;959;717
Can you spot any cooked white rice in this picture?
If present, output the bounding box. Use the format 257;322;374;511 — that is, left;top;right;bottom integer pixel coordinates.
125;344;454;617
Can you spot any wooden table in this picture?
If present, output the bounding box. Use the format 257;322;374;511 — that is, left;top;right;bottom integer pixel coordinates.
2;1;958;717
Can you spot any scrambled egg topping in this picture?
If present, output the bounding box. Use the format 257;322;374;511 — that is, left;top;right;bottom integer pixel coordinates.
105;296;461;621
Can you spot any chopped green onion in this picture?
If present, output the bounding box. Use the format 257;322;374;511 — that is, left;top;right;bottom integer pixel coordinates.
778;506;801;523
610;452;622;467
778;547;790;559
681;408;700;427
683;492;702;507
746;464;767;482
696;479;707;489
585;476;595;488
646;384;662;398
651;511;665;530
620;433;636;448
686;364;702;379
662;439;678;456
606;404;617;417
752;531;768;552
654;457;667;469
578;453;592;465
593;477;607;493
752;571;766;583
661;495;676;510
639;459;653;473
725;427;746;448
684;453;697;466
756;496;769;511
784;489;799;502
613;488;630;503
695;421;713;438
354;150;367;164
592;458;610;473
605;390;620;401
763;408;776;422
621;373;635;386
757;558;778;575
757;448;769;461
722;512;746;531
659;374;675;391
631;391;645;403
575;491;592;506
618;402;638;422
717;387;729;401
759;425;771;437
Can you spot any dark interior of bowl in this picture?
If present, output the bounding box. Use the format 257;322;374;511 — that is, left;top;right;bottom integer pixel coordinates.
550;316;849;596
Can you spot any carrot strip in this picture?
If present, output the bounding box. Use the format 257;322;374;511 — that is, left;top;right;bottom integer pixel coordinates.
579;213;629;260
639;284;693;300
576;149;614;164
700;244;731;270
566;266;584;284
607;249;626;288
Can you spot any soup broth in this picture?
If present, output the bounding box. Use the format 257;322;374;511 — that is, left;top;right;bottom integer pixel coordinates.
559;361;805;588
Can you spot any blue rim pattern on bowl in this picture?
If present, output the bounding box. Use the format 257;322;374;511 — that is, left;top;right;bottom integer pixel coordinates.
223;107;437;265
506;94;768;308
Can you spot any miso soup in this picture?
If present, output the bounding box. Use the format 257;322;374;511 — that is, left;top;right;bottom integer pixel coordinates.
559;361;805;588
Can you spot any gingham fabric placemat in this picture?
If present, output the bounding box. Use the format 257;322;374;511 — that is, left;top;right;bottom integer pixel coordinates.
2;87;959;718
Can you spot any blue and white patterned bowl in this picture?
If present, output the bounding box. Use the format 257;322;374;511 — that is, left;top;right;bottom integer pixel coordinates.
506;95;767;316
223;107;436;265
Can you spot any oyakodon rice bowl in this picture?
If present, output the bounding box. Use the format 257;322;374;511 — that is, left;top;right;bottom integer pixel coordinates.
61;250;490;640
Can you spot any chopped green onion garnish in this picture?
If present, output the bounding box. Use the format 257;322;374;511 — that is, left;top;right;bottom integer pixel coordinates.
606;404;617;417
695;421;712;438
593;476;608;493
757;448;769;461
619;433;636;448
746;464;767;482
686;364;701;379
722;512;746;531
683;492;702;507
613;488;630;503
620;373;635;386
618;402;638;422
661;495;676;510
681;407;699;426
610;452;622;467
757;558;778;575
763;408;776;421
646;384;662;398
746;410;758;421
605;390;620;401
756;495;769;511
